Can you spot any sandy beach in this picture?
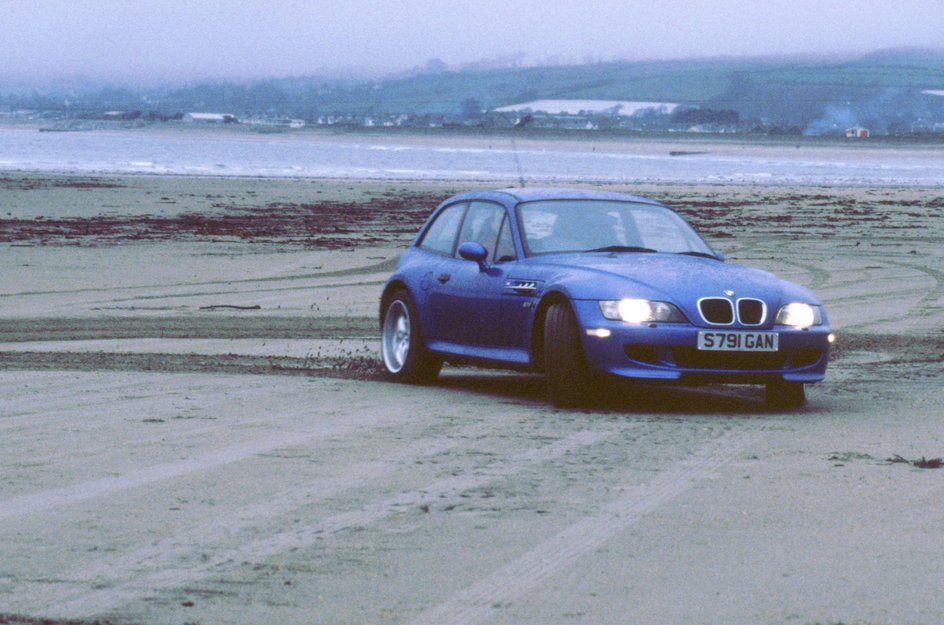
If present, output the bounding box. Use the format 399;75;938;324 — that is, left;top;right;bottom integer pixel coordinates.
2;167;944;624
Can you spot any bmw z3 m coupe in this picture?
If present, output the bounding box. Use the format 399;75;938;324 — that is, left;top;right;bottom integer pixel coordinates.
380;188;832;408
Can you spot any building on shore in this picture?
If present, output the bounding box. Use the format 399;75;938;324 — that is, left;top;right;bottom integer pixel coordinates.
183;113;237;124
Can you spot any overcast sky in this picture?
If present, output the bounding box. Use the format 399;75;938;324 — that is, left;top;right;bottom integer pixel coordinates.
2;0;943;86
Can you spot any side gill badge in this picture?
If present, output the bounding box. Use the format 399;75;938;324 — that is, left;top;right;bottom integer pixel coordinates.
506;280;538;295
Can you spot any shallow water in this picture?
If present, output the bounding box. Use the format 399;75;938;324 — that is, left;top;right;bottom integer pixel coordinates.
2;126;943;186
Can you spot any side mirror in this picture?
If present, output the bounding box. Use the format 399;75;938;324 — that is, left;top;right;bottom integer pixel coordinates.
458;241;489;271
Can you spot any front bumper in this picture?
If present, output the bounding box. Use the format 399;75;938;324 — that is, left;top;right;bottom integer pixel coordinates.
572;300;831;384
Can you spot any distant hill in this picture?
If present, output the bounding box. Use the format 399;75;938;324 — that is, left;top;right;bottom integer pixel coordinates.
352;49;944;126
857;47;944;65
3;48;944;134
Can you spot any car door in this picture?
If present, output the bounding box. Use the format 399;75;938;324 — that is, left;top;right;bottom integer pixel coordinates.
427;201;510;347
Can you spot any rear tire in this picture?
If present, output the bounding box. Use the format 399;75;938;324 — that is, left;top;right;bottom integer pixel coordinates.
765;380;806;409
381;291;441;384
544;302;592;407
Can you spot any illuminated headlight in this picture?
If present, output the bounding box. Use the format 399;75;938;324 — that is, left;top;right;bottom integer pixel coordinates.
599;299;686;324
775;303;823;328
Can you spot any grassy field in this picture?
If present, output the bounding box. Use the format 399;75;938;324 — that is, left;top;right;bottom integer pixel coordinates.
317;49;944;120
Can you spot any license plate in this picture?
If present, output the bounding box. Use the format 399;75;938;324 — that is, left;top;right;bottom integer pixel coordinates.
697;331;779;352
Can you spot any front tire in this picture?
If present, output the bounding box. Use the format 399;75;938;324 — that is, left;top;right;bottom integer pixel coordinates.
765;380;806;409
381;290;441;383
544;302;592;407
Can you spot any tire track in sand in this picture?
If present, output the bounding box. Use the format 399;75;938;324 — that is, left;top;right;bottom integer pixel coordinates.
36;428;618;618
830;257;942;331
408;427;765;625
0;402;423;522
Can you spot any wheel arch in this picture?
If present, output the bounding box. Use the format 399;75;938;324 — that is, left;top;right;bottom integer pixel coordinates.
379;279;410;327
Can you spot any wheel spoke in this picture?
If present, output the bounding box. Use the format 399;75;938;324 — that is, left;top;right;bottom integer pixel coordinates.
395;340;408;364
397;316;409;339
395;311;410;365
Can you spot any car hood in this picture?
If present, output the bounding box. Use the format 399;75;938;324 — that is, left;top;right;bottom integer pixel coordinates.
518;252;818;311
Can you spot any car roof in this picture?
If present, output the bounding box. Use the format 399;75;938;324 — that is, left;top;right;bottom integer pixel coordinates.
441;187;666;207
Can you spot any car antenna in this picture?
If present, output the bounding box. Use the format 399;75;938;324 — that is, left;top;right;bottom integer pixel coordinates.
510;126;527;188
510;136;527;188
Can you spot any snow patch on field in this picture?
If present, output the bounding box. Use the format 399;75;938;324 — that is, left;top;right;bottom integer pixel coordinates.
494;99;679;116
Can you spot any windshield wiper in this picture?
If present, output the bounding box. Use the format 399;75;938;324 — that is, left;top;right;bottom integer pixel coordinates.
583;245;658;254
677;250;720;260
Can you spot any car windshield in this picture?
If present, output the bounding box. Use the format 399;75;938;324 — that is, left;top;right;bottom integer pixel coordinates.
516;199;716;257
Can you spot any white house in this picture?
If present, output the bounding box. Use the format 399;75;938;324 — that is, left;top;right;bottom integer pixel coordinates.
184;113;237;124
494;99;679;117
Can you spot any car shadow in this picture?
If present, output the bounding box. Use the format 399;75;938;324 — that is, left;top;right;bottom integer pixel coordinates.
433;368;792;416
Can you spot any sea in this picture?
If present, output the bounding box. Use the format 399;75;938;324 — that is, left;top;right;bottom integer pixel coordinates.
1;125;943;186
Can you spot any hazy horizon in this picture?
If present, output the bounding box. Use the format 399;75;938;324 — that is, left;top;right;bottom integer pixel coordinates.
3;0;944;89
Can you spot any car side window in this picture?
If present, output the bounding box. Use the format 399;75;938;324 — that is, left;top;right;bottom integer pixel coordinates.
418;202;466;255
457;201;506;259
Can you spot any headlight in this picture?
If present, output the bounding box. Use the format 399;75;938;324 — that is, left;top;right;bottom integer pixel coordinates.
775;303;823;328
599;299;686;323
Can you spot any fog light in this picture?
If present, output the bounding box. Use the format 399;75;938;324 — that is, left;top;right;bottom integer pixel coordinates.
586;328;612;338
828;333;836;344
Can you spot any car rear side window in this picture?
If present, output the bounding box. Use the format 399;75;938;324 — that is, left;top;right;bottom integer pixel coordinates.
418;202;466;255
494;215;516;262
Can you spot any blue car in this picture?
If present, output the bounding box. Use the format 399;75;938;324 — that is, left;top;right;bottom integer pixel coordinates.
380;188;832;408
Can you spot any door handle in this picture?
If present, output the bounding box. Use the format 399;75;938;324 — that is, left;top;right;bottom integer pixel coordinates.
437;273;451;284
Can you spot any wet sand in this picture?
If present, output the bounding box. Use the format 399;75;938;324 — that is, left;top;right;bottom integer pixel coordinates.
2;170;944;624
